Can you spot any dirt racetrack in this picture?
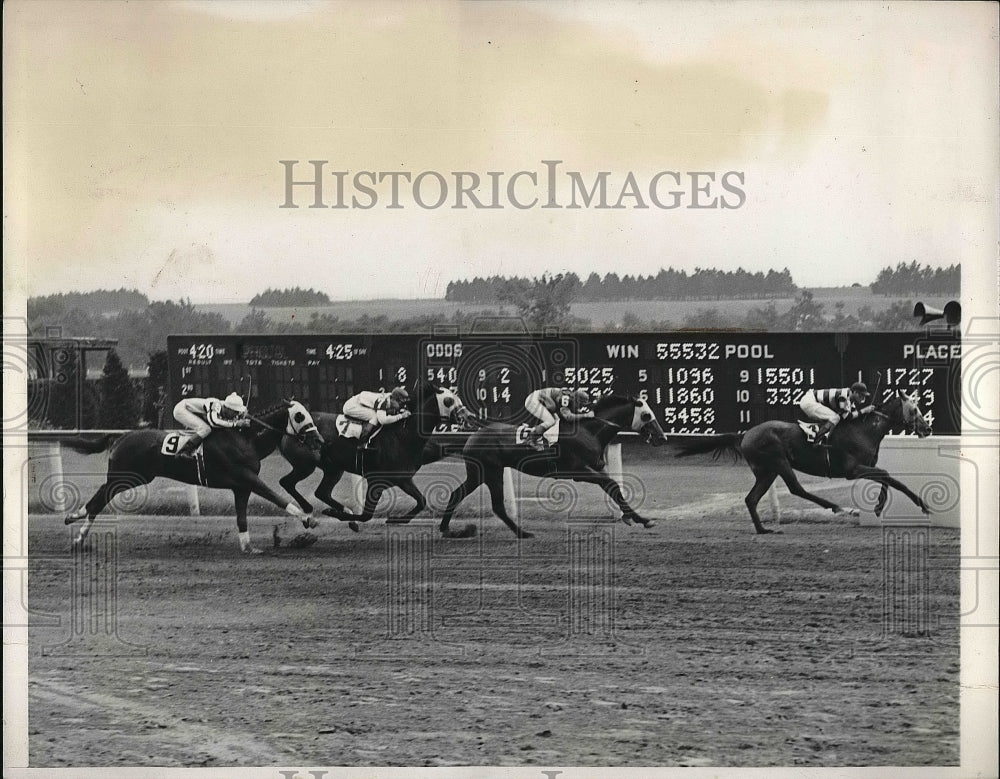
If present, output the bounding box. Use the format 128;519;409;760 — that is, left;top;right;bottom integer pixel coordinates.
26;452;959;768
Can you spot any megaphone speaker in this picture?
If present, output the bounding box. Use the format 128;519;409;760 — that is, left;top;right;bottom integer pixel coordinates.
913;300;961;326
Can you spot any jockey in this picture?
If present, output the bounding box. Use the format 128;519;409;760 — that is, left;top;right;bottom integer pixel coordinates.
524;387;594;448
172;392;251;456
342;387;411;448
798;381;874;445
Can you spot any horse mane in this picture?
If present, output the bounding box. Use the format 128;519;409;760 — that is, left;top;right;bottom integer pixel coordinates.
592;394;634;411
254;399;290;420
411;382;442;412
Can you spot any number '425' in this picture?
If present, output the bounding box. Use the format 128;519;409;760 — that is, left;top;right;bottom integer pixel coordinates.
326;343;354;360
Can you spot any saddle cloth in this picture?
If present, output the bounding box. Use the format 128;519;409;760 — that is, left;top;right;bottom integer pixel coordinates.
515;422;559;447
335;414;382;442
161;432;208;485
797;420;821;443
161;431;203;457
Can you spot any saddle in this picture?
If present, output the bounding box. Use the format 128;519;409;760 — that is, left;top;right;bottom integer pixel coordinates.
335;414;381;443
161;431;204;457
160;432;208;485
515;423;559;449
796;420;822;443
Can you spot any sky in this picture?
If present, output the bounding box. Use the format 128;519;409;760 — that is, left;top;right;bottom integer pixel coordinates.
4;0;998;303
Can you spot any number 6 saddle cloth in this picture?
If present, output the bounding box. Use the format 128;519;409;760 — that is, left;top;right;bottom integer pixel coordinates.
515;421;560;447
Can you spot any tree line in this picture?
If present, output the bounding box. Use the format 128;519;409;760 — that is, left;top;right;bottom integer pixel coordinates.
446;267;798;302
248;287;332;306
26;281;935;430
870;262;959;296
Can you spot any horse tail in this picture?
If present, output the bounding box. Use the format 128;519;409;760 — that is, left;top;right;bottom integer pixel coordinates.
670;433;745;463
58;434;115;454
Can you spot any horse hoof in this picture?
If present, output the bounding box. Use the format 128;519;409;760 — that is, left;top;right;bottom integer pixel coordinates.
620;514;636;527
348;521;360;533
302;516;319;529
640;519;656;529
517;530;535;539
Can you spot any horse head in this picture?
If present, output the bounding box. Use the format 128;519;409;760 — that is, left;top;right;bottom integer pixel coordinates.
879;391;932;438
629;396;667;446
897;390;932;438
592;394;666;445
415;382;471;430
282;397;325;449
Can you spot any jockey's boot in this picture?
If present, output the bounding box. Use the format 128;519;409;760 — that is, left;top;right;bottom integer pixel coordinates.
177;432;205;457
526;424;548;451
358;422;378;449
813;420;836;446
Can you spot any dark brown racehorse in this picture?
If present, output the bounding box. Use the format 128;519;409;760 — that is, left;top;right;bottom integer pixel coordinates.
671;391;932;534
439;394;667;539
61;400;324;553
281;382;470;526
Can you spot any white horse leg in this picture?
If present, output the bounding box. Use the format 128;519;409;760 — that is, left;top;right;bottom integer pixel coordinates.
73;517;94;547
238;530;263;555
66;506;88;523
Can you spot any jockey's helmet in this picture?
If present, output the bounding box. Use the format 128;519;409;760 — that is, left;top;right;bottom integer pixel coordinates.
223;392;248;414
849;381;870;400
390;387;410;406
572;389;593;408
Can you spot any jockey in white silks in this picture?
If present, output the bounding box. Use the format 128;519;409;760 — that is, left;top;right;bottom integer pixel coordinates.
172;392;251;456
798;381;874;445
524;387;594;449
341;387;411;448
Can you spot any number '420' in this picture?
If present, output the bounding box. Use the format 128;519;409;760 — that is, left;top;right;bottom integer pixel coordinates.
187;344;215;360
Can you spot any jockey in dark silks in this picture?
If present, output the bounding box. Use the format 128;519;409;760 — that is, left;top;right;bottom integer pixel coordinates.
172;392;251;456
798;381;874;445
524;387;594;450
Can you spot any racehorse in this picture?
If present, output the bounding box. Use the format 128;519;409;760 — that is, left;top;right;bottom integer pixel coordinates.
281;382;470;526
671;391;932;534
438;394;667;539
61;400;325;553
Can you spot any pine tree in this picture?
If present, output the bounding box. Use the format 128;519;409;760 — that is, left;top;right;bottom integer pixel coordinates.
98;348;139;429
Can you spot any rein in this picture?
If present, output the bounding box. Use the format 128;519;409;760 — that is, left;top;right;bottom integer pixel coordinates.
249;410;316;445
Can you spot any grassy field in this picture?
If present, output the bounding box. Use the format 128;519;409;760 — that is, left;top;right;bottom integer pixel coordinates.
196;287;931;330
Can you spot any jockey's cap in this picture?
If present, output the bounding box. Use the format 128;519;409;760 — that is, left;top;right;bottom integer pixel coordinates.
390;387;410;404
223;392;247;413
850;381;870;399
573;389;592;406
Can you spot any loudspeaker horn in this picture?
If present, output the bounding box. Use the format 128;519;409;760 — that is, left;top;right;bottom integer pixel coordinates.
913;300;961;326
